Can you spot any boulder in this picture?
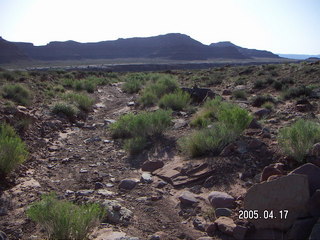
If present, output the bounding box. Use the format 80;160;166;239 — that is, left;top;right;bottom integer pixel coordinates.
119;179;139;190
245;229;285;240
141;172;153;183
179;191;198;206
260;163;284;182
142;160;164;172
286;217;317;240
289;163;320;195
244;174;309;230
208;191;235;209
254;108;271;119
102;200;133;224
214;217;247;240
307;189;320;217
181;86;215;103
310;219;320;240
215;208;232;217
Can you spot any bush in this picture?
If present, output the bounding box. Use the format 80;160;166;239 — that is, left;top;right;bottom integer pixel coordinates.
63;93;94;112
2;84;32;106
52;103;79;120
253;79;266;89
0;123;28;174
139;75;178;107
179;123;233;157
110;110;172;154
27;193;104;240
283;86;312;100
122;73;148;93
251;95;276;107
262;102;274;110
278;119;320;162
158;90;191;111
232;90;247;100
273;80;283;90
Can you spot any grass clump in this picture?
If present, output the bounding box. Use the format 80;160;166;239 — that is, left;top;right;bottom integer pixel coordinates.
139;75;178;107
27;193;104;240
283;86;312;100
122;73;148;93
251;95;276;107
232;90;247;100
178;123;233;157
184;98;252;157
278;119;320;162
110;110;172;154
2;84;32;106
0;123;28;175
63;93;94;112
158;90;191;111
52;103;79;120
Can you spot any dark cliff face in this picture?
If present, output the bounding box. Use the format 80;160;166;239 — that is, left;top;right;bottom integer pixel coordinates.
0;37;30;63
0;34;279;63
210;41;280;59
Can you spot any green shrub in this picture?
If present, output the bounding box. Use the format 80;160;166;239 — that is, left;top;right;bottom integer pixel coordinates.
251;95;276;107
283;86;312;100
63;93;94;112
253;79;266;89
179;123;233;157
158;90;191;111
232;90;247;100
110;110;172;154
278;119;320;162
0;123;28;174
262;102;274;110
273;80;283;90
139;75;178;106
2;84;32;106
52;103;79;119
27;193;104;240
122;79;143;93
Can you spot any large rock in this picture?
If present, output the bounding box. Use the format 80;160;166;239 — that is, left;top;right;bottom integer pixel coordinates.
260;163;284;182
119;179;139;190
289;163;320;195
286;217;317;240
208;191;235;209
181;86;215;103
102;200;133;224
310;219;320;240
214;217;247;240
307;189;320;217
244;174;309;230
141;160;164;172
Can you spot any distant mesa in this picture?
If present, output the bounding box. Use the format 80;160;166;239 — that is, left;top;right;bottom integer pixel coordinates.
0;33;281;64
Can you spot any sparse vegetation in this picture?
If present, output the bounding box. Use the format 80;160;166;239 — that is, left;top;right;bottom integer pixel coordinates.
251;95;276;107
278;119;320;162
2;84;32;106
110;110;172;154
0;123;28;175
139;75;178;107
27;193;104;240
52;103;79;120
122;73;148;93
283;86;312;100
232;90;247;100
63;92;94;112
158;90;191;111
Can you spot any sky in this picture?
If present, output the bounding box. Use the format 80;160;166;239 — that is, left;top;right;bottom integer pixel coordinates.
0;0;319;54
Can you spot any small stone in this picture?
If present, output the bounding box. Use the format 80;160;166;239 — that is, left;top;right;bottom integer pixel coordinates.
127;101;135;106
254;108;271;119
103;139;113;143
94;182;104;189
261;164;283;182
106;183;114;188
215;208;232;218
179;191;198;206
141;172;153;183
79;168;88;173
76;190;94;196
193;218;206;232
97;189;114;197
119;179;138;190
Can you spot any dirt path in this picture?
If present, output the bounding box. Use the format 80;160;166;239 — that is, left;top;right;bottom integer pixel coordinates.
1;84;207;239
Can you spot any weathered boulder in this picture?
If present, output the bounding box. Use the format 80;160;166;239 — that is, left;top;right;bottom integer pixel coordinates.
208;191;235;209
181;86;215;103
289;163;320;195
286;217;317;240
310;219;320;240
260;163;284;182
141;160;164;172
307;189;320;217
102;200;133;224
215;208;232;218
214;217;247;240
119;179;139;190
244;174;309;230
179;191;198;206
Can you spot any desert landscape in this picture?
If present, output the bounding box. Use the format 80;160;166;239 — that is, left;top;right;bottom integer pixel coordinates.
1;59;320;239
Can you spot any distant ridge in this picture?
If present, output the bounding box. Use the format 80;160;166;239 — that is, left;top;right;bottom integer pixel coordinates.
210;41;279;58
0;33;281;64
0;37;30;64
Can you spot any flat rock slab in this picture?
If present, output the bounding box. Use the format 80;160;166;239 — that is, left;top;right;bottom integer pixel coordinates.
179;191;198;206
244;174;309;230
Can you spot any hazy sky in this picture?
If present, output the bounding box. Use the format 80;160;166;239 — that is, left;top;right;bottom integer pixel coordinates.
0;0;319;54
